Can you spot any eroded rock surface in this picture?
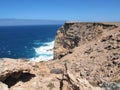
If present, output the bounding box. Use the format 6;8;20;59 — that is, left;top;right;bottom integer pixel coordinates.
52;22;120;89
0;58;31;82
0;22;120;90
54;22;118;59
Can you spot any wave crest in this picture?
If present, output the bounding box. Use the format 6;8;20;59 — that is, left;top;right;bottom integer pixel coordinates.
30;41;54;62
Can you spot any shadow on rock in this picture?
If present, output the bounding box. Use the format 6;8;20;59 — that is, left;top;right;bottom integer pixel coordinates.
3;73;35;88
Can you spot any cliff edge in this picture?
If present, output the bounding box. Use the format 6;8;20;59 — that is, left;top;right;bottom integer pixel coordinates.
0;22;120;90
53;22;120;87
54;22;118;59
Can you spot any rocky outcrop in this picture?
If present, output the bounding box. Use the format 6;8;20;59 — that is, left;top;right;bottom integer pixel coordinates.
57;63;103;90
0;58;33;90
0;58;31;82
0;57;104;90
54;22;118;59
53;22;120;86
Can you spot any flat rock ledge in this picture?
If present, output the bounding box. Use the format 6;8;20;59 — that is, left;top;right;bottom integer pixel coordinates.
0;58;31;82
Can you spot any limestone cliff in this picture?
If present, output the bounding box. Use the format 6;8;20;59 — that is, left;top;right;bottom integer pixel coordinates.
1;22;120;90
54;22;118;59
53;22;120;86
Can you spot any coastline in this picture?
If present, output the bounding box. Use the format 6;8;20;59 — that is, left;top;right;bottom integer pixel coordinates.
0;22;120;90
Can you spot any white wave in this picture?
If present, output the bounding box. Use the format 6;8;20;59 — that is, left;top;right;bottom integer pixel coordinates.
30;41;54;62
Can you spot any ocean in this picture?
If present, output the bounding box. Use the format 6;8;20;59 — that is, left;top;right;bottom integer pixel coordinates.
0;25;61;62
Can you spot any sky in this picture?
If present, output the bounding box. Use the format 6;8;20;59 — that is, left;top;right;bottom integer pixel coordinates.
0;0;120;21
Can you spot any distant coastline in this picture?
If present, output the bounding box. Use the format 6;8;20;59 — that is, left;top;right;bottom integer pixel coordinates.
0;19;65;26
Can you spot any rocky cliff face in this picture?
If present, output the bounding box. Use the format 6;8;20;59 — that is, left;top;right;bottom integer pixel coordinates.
1;22;120;90
53;22;120;87
54;22;118;59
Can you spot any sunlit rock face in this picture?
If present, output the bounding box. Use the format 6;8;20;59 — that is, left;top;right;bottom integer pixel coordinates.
54;22;118;59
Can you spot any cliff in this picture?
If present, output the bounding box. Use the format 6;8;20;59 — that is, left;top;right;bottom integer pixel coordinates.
53;22;120;88
54;22;118;59
0;22;120;90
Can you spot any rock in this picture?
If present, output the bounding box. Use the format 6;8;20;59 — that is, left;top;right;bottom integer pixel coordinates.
57;63;103;90
10;87;24;90
0;82;9;90
50;68;63;74
53;22;120;86
0;58;31;82
0;22;119;90
102;33;120;50
100;82;120;90
84;47;93;54
54;22;118;59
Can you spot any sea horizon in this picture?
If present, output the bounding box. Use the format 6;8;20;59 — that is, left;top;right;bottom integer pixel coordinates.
0;19;65;26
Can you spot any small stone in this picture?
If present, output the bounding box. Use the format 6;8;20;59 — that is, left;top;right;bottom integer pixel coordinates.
50;68;63;74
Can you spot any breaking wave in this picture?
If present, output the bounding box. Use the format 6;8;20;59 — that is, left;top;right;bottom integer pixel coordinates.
30;40;54;62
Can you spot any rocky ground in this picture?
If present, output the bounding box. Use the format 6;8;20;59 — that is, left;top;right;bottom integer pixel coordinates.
0;22;120;90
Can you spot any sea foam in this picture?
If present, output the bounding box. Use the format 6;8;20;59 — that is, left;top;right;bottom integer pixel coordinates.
30;41;54;62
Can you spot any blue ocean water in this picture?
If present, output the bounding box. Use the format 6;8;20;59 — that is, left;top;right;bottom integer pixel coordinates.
0;25;61;61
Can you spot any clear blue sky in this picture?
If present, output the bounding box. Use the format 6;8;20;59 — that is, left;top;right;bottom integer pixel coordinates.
0;0;120;21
